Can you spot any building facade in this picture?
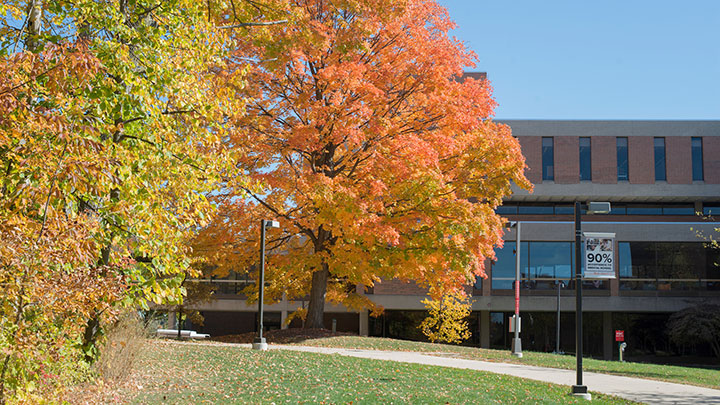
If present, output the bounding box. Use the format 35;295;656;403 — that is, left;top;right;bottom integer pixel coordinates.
187;120;720;361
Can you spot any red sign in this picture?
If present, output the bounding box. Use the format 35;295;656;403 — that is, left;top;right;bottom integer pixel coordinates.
615;330;624;342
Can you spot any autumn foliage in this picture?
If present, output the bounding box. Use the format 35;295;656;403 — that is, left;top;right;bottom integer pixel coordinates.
0;0;251;401
420;289;473;344
196;0;530;329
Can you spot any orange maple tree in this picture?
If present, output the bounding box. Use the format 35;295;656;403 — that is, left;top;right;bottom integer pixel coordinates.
197;0;531;329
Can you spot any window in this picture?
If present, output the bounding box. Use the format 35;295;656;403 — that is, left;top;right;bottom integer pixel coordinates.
704;204;720;216
654;137;666;181
542;137;554;181
517;205;554;215
579;137;591;181
491;242;578;290
616;137;628;181
618;242;720;291
495;205;518;215
692;137;704;181
491;241;527;290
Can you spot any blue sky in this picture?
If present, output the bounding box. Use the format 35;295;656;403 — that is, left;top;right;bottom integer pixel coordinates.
439;0;720;120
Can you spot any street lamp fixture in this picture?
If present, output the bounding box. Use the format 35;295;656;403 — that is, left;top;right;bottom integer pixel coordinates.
572;201;610;400
253;219;280;351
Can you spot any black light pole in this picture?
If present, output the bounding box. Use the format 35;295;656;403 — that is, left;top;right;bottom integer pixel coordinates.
253;219;279;351
572;201;610;400
572;201;587;398
555;280;564;354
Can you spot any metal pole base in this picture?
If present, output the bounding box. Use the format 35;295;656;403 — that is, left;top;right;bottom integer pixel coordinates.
511;338;523;358
571;385;591;400
252;337;268;351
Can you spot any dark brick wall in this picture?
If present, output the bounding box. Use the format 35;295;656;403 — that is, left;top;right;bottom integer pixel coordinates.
628;136;654;184
704;136;720;184
666;137;692;184
592;136;617;183
555;136;580;184
518;136;542;184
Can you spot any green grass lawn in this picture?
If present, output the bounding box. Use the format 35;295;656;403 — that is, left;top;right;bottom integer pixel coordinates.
291;336;720;390
121;340;631;404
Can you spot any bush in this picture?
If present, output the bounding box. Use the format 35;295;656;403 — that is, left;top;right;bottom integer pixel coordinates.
667;304;720;358
93;313;149;383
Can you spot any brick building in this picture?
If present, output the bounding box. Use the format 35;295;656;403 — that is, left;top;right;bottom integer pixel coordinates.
185;119;720;361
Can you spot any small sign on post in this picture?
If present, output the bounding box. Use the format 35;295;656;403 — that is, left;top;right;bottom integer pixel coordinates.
616;330;626;362
583;232;616;279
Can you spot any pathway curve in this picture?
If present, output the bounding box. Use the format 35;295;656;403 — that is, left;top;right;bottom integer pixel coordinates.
269;345;720;404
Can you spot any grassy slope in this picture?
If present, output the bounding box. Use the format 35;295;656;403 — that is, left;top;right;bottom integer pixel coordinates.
122;341;630;404
292;336;720;390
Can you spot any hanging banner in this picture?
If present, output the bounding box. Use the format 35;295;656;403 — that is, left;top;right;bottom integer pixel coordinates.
583;232;616;279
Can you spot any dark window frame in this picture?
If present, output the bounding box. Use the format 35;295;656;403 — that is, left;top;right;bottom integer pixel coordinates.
692;137;704;181
654;137;666;182
579;137;592;181
616;137;629;181
542;137;554;181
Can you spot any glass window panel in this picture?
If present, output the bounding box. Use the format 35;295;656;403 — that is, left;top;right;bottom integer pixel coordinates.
542;137;554;181
579;137;592;181
618;242;632;278
692;137;704;181
518;205;554;215
662;205;695;215
495;205;518;215
626;205;663;215
706;247;720;291
609;205;627;215
703;205;720;216
491;242;528;290
528;242;572;290
617;137;629;181
554;205;574;215
619;242;657;290
654;137;666;181
655;243;702;280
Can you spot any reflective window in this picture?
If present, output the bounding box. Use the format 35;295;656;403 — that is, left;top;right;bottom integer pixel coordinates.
617;137;629;181
579;137;592;181
491;241;528;290
495;205;518;215
626;205;663;215
619;242;719;291
492;242;576;290
692;137;704;181
518;205;554;215
662;205;695;215
654;137;666;181
542;137;554;181
554;205;574;215
704;204;720;216
609;205;627;215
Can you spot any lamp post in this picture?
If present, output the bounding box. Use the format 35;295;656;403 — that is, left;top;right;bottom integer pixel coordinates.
555;280;565;354
509;221;522;358
253;219;279;351
572;201;610;400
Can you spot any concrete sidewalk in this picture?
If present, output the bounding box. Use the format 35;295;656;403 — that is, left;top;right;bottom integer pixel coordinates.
270;345;720;404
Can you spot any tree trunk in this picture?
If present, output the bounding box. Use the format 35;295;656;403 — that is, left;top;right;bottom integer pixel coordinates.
177;309;183;339
305;263;329;329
